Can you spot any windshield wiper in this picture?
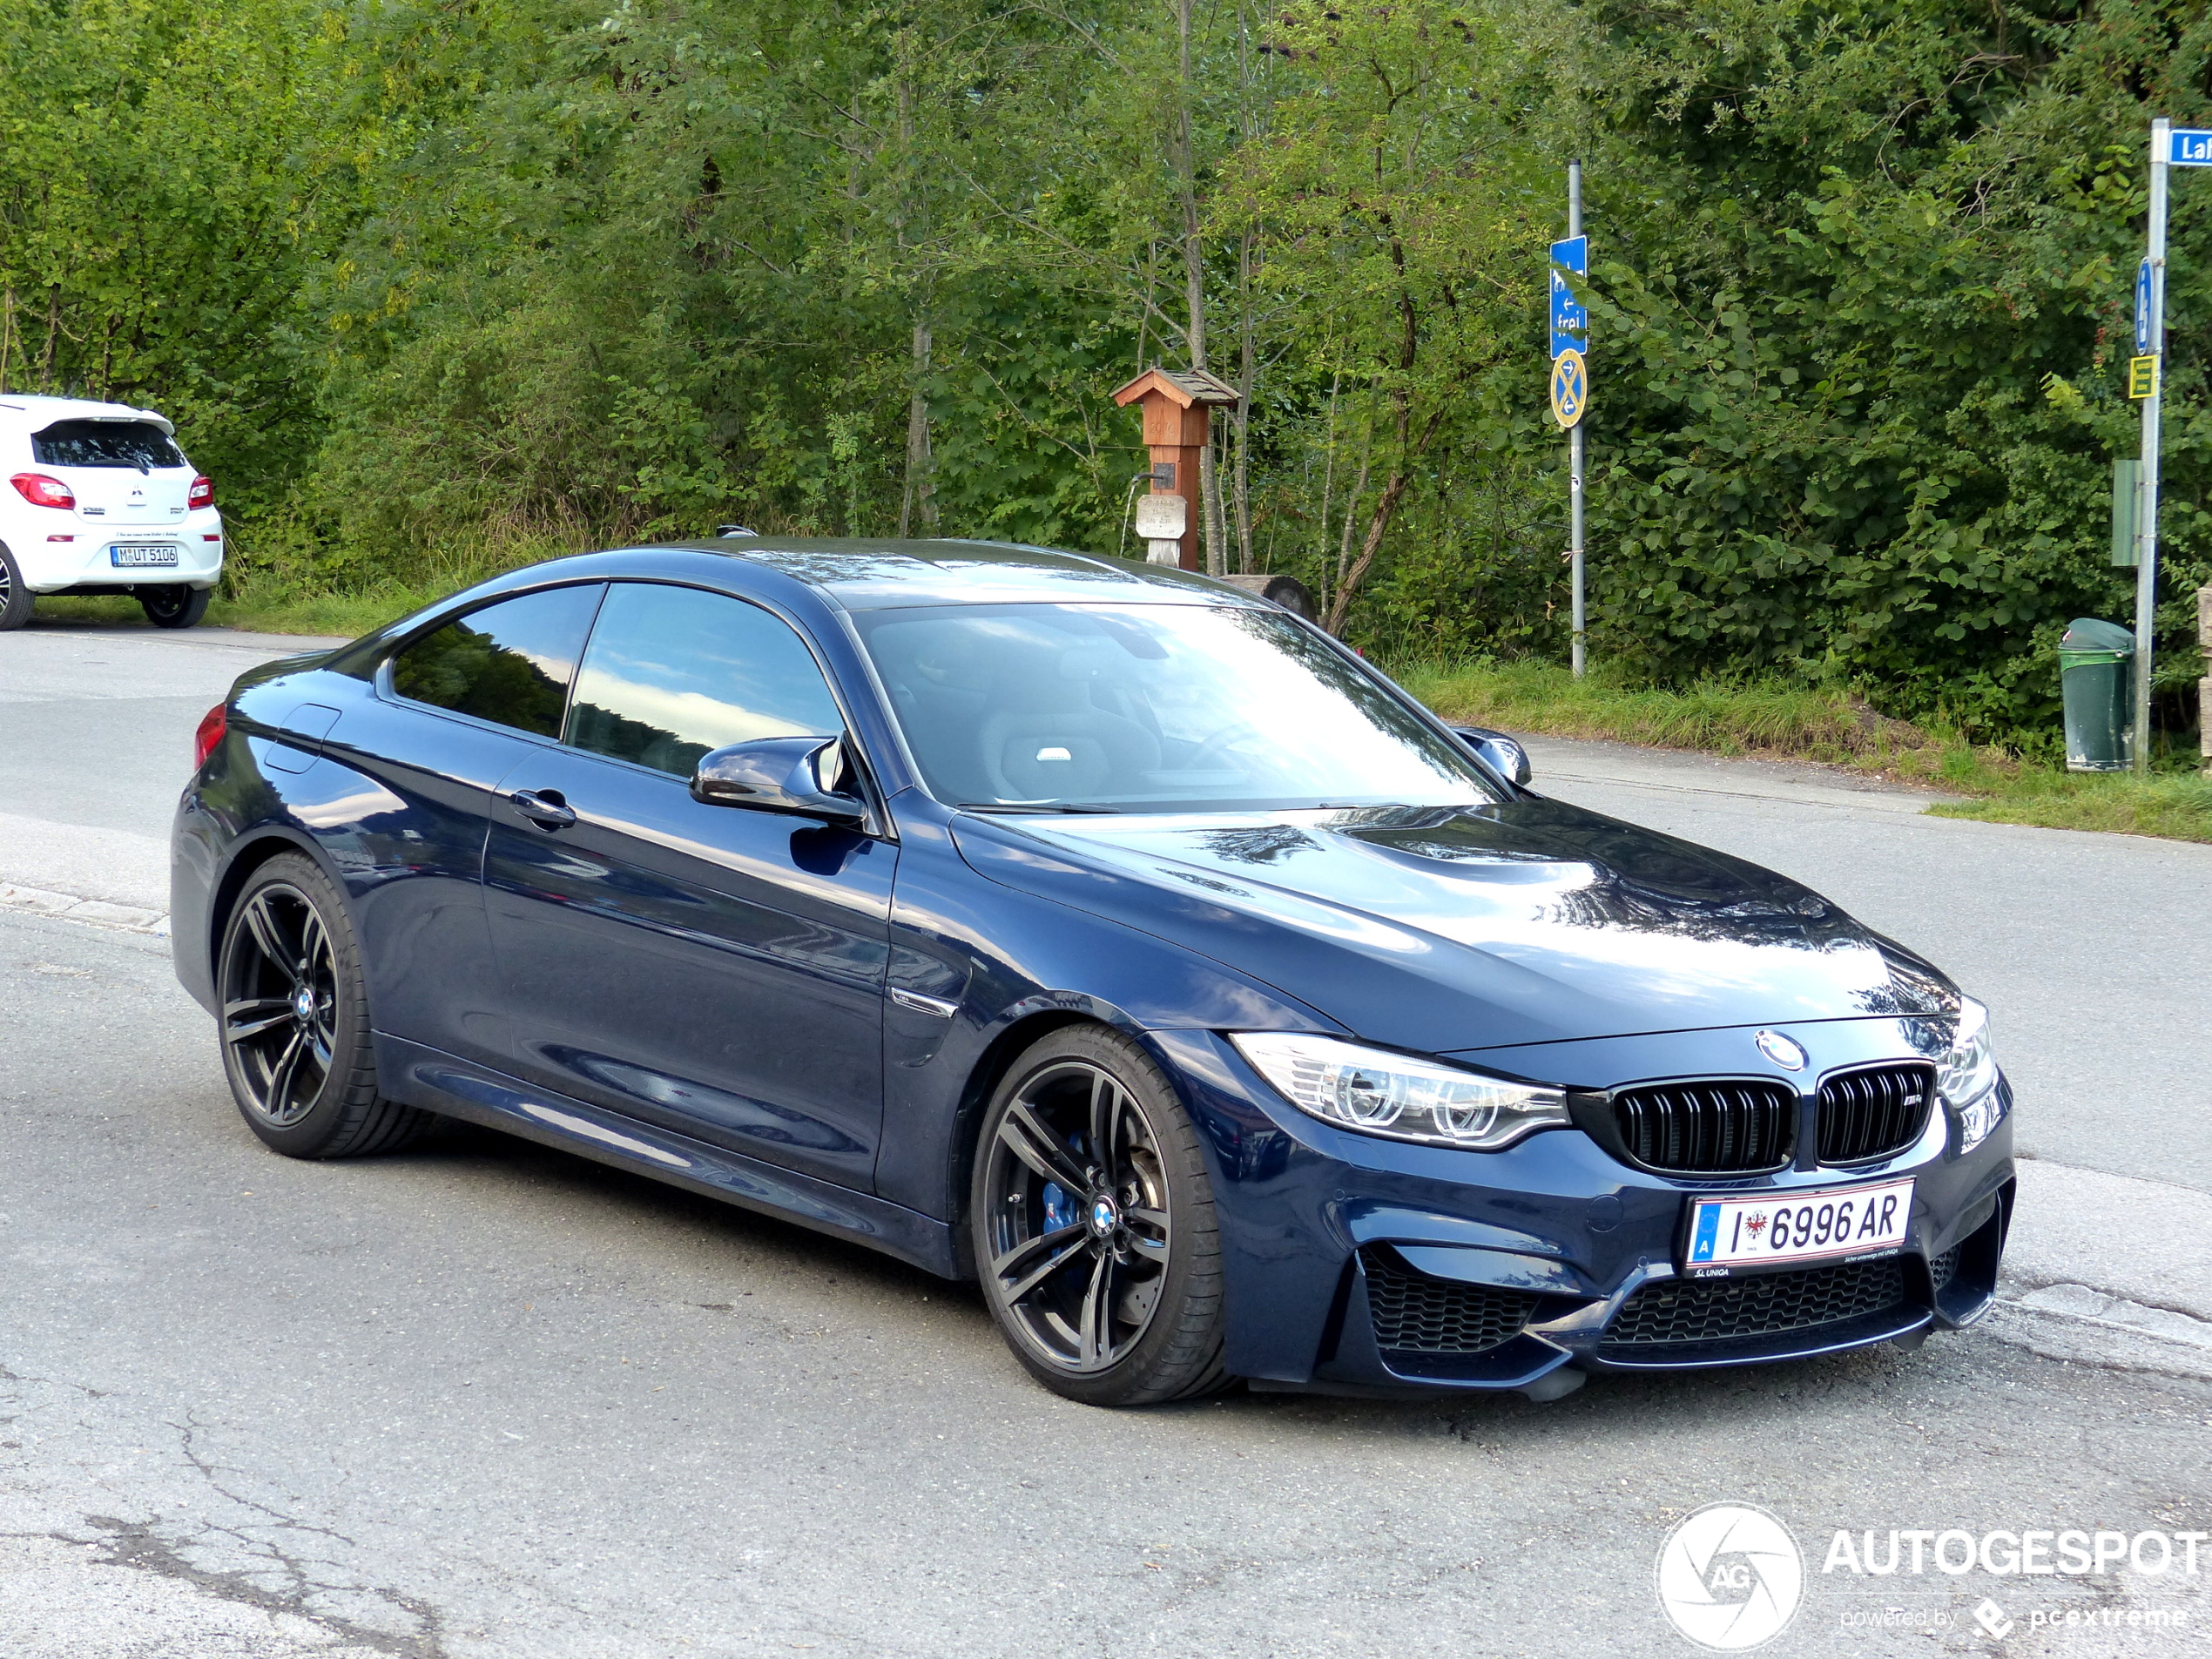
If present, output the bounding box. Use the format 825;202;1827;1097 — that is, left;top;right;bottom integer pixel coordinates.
957;802;1122;815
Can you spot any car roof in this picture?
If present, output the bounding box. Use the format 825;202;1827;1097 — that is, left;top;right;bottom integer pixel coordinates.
0;394;174;434
643;536;1260;610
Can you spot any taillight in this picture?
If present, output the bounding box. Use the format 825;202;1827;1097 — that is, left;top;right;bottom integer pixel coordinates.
188;475;214;510
193;704;227;769
10;473;75;509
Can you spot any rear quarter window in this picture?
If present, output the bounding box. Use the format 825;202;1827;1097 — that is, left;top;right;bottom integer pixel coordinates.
31;420;187;470
388;584;604;738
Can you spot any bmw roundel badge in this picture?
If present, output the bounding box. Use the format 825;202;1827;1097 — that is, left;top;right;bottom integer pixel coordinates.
1755;1029;1807;1071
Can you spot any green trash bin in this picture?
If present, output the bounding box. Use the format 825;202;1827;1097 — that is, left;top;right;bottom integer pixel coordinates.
2059;617;2134;772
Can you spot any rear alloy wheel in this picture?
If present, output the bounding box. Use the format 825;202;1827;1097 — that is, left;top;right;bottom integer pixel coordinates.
0;544;33;631
973;1026;1228;1406
142;584;210;629
217;853;432;1158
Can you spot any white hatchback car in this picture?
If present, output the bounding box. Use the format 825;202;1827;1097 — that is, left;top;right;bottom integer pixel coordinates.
0;395;223;631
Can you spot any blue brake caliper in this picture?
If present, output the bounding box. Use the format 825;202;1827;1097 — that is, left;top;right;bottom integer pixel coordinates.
1042;1184;1077;1233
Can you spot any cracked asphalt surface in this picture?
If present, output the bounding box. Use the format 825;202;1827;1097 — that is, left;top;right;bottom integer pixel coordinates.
2;620;2208;1656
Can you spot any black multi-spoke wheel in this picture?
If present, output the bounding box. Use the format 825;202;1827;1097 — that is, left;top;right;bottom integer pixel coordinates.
226;880;338;1126
141;584;210;629
973;1026;1228;1405
216;853;431;1158
0;544;33;631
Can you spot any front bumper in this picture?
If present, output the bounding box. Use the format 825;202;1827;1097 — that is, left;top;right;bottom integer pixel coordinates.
1151;1021;2015;1393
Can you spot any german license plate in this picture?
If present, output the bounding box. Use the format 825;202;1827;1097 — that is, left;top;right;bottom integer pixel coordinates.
109;544;179;568
1683;1178;1913;1276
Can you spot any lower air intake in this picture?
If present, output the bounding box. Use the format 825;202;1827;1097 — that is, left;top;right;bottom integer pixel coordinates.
1361;1249;1541;1356
1928;1245;1959;1292
1601;1258;1908;1347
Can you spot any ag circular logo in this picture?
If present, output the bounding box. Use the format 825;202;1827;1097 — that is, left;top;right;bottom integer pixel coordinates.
1655;1503;1804;1650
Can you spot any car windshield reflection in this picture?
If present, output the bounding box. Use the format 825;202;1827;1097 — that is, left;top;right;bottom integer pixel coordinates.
854;602;1503;813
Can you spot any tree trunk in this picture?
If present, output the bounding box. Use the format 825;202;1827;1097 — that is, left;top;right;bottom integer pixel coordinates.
1172;0;1224;577
900;320;935;536
1327;444;1372;627
1325;467;1412;635
1199;440;1228;577
1232;230;1257;574
37;288;59;393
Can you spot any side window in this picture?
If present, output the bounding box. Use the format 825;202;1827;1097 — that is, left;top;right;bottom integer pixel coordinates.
388;584;603;738
566;583;845;779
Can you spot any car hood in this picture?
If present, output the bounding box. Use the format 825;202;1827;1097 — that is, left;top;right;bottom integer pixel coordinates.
949;799;1954;1056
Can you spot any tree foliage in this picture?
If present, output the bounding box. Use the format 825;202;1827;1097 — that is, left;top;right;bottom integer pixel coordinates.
3;0;2206;748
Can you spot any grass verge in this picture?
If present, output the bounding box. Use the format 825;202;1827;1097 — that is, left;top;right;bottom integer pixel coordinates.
1399;659;2212;846
25;553;536;640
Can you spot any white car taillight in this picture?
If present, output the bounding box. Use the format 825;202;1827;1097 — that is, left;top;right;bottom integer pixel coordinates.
10;473;75;509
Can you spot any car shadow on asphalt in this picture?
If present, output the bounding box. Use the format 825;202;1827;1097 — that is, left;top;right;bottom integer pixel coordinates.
381;1117;1997;1447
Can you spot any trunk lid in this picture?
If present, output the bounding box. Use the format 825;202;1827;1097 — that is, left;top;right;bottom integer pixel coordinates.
71;467;192;528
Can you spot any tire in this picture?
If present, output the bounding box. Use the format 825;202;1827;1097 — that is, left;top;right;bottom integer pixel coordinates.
215;852;433;1158
142;584;211;629
0;544;34;631
971;1024;1230;1406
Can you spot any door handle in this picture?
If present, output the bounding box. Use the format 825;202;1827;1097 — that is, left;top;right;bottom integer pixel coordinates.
509;787;577;830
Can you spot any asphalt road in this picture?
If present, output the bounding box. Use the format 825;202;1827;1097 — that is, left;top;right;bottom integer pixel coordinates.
2;617;2208;1658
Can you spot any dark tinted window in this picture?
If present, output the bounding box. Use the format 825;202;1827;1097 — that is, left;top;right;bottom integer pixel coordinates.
567;583;843;778
389;584;603;738
30;419;187;470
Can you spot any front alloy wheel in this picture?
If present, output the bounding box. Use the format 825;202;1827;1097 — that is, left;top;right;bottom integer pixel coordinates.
973;1027;1227;1405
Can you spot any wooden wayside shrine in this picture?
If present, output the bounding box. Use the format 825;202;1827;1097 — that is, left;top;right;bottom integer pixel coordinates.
1111;367;1240;571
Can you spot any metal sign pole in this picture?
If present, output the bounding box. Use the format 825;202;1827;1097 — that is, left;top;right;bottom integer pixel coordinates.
1568;159;1586;679
2135;119;2169;775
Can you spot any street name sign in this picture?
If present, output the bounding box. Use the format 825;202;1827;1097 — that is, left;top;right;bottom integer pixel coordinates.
2169;129;2212;165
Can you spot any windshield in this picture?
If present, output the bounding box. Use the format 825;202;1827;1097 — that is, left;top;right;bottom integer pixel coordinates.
853;602;1504;813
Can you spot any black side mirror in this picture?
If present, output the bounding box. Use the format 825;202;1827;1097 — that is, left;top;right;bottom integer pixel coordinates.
1447;725;1533;787
691;736;866;824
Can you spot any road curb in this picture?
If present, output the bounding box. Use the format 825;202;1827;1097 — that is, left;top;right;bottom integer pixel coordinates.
0;882;169;937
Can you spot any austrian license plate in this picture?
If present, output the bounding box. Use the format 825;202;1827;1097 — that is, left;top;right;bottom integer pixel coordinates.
109;544;179;568
1682;1178;1913;1276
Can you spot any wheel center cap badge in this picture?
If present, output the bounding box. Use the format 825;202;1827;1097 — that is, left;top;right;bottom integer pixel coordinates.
1755;1029;1807;1071
1089;1197;1118;1237
293;988;315;1021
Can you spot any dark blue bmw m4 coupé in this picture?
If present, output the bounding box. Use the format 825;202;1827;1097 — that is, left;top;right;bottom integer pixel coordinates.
172;540;2014;1405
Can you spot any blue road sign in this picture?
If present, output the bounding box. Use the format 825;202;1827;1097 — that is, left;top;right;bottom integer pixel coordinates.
1549;236;1588;360
2137;258;2155;354
2170;129;2212;166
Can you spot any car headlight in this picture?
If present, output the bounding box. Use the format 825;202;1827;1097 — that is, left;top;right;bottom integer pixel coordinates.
1230;1032;1568;1150
1936;996;2005;1151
